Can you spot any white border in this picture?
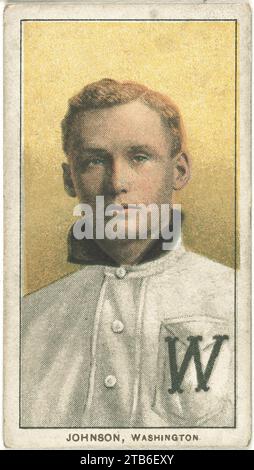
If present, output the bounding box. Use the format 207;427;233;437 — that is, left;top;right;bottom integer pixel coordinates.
2;1;252;449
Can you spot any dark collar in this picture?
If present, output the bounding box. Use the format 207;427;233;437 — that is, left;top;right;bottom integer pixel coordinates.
67;209;184;267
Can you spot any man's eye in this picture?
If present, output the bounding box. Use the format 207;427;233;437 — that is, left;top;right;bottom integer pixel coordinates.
132;154;150;163
87;158;106;167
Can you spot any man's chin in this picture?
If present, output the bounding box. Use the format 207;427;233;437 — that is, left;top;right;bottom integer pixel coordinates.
102;217;151;241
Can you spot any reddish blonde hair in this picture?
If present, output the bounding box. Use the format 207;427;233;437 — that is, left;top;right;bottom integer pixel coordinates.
62;78;187;157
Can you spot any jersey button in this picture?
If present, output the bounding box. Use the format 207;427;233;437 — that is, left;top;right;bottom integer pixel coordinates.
112;320;124;333
115;267;126;279
104;375;117;388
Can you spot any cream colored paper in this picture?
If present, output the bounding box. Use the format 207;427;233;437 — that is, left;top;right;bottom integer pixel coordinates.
3;1;251;448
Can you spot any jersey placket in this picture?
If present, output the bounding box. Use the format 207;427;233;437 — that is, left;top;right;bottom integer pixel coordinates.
82;266;147;427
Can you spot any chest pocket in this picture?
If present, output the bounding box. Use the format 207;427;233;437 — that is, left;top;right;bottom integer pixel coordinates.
151;316;234;427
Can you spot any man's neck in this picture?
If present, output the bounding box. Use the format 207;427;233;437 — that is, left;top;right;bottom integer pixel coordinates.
95;238;161;266
67;208;183;267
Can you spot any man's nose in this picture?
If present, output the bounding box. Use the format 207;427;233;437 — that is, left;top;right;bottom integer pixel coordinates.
106;157;130;196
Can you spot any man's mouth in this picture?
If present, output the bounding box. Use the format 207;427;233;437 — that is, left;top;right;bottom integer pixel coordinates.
112;203;142;210
103;203;144;219
123;204;138;210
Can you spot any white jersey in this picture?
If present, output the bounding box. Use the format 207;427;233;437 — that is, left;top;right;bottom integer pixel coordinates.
21;243;234;428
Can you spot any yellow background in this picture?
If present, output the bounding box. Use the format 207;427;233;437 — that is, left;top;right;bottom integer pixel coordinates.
23;21;237;294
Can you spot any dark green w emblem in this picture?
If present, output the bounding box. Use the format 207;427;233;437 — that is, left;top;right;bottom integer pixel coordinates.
165;335;229;393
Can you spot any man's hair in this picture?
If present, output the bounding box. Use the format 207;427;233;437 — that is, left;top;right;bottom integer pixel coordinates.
61;78;187;158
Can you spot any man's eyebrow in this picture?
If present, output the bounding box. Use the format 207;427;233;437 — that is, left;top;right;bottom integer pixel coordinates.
79;147;110;157
127;144;158;154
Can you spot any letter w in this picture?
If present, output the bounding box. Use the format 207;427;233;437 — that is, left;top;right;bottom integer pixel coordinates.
165;335;229;394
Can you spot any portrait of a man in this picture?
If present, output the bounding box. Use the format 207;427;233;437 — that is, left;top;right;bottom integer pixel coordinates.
21;78;234;428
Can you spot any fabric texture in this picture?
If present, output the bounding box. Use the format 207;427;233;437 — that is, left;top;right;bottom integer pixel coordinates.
21;237;234;428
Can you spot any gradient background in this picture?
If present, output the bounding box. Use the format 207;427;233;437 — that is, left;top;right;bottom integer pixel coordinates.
23;21;238;294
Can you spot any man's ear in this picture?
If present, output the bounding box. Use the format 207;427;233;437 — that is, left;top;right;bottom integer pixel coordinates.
173;152;191;191
62;162;76;197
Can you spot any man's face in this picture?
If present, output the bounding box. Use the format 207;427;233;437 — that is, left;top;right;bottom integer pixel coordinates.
63;101;189;238
65;100;180;236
